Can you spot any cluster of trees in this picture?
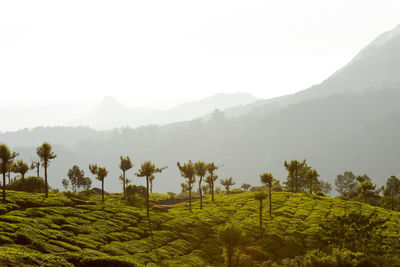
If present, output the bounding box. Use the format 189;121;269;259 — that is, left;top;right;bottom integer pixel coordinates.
62;157;166;220
0;142;56;201
334;171;400;210
283;159;332;195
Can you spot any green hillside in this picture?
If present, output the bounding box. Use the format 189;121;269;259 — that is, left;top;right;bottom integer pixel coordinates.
0;191;399;266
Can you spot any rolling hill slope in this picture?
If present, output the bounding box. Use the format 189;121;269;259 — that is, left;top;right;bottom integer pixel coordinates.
0;191;399;266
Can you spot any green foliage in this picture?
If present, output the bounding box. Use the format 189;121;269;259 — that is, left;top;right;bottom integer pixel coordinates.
62;165;92;193
126;185;146;207
0;189;399;266
12;159;29;180
0;143;18;201
219;224;244;266
320;212;389;254
241;183;251;192
7;176;47;193
220;177;235;194
36;142;57;198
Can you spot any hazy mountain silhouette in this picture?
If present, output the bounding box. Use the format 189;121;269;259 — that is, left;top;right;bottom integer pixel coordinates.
1;25;400;194
222;24;400;118
78;93;259;129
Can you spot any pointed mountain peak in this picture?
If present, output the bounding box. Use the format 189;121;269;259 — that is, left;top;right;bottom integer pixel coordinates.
98;96;123;108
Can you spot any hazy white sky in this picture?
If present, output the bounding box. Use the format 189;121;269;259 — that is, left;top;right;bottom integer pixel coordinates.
0;0;399;108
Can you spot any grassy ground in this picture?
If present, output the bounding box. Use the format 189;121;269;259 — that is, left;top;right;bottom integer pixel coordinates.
0;190;399;266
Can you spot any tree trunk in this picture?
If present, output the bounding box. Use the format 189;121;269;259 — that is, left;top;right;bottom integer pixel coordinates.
36;166;39;178
211;181;214;202
291;174;294;192
2;172;6;202
22;174;25;183
123;170;126;199
199;176;203;209
269;183;272;217
227;248;233;267
150;181;153;193
146;176;150;220
309;178;312;194
45;164;48;198
259;199;263;229
102;179;104;202
189;186;192;212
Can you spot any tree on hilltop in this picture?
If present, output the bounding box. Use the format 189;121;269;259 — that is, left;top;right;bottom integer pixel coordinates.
89;164;108;202
220;177;235;194
119;156;133;199
177;161;196;212
62;165;91;193
36;142;57;198
0;144;18;201
206;162;218;201
13;159;29;182
136;160;167;220
194;161;207;209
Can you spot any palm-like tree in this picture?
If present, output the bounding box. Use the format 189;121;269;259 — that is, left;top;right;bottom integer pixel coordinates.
13;159;29;182
119;156;133;198
206;162;218;201
0;144;18;201
194;161;206;209
149;175;155;193
218;224;243;267
205;174;218;201
177;161;196;212
254;191;268;229
30;159;40;178
89;164;108;202
136;161;167;220
220;177;235;194
260;172;274;217
36;142;57;198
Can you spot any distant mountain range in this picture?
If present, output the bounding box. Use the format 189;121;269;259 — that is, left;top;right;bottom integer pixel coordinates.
76;93;259;129
1;24;400;194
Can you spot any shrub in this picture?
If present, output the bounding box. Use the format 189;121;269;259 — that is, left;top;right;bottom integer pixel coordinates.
7;176;47;193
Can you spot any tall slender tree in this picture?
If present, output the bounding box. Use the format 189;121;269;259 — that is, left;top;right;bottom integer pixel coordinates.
0;144;18;202
384;176;400;210
220;177;235;194
89;164;108;202
254;191;268;229
36;142;57;198
177;161;196;212
136;161;167;220
305;168;319;194
260;172;274;217
206;162;218;201
284;160;306;192
13;159;29;182
119;156;133;199
149;175;155;193
30;159;40;178
194;161;207;209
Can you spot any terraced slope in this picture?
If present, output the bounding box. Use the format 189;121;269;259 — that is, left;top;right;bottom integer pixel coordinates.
0;191;399;266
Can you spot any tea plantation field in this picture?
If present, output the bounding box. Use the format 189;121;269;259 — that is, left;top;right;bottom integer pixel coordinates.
0;191;399;266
